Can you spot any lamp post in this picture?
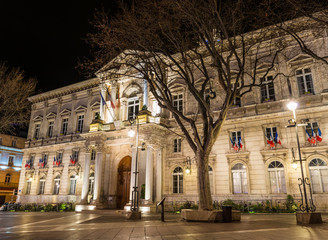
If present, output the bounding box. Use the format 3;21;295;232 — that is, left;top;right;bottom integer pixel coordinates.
128;115;141;218
286;101;315;213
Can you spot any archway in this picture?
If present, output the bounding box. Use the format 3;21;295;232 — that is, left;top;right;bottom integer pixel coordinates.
116;156;131;209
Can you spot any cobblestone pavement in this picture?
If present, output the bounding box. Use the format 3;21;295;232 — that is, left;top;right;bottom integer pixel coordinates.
0;211;327;240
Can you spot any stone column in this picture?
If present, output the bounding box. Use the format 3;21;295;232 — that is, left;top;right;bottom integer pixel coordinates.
93;152;102;202
145;146;153;203
80;152;91;204
103;153;111;197
155;148;162;202
129;147;137;201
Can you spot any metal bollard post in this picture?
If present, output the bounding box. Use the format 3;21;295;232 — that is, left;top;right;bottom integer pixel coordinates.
157;197;166;222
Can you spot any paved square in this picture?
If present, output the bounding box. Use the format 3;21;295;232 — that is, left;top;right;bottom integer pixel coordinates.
0;211;327;239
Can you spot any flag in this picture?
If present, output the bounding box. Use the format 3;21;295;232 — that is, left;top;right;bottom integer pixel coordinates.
238;137;243;149
25;160;30;169
100;92;107;107
267;134;275;148
311;127;317;145
306;130;311;143
116;85;121;108
233;138;239;151
230;137;238;151
38;158;42;167
70;155;77;165
106;86;116;109
316;127;322;142
275;132;281;145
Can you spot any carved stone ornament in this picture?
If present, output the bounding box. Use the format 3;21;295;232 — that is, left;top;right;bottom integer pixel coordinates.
260;148;288;164
226;152;250;165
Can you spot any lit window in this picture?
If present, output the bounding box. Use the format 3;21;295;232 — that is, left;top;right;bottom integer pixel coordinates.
8;156;14;166
173;94;183;112
53;175;60;195
173;139;181;153
296;68;314;95
47;121;54;138
128;98;139;120
69;175;77;195
261;76;275;102
34;123;40;139
268;161;286;193
172;167;183;193
232;163;248;194
5;174;11;183
76;115;84;133
61;118;68;135
309;158;328;193
39;177;46;194
88;173;95;195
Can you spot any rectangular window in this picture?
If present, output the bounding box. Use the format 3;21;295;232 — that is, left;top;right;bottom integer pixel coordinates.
91;149;96;161
12;140;17;147
306;122;319;134
0;138;2;145
260;76;275;102
296;68;314;95
26;181;32;195
231;131;241;142
231;83;241;107
76;115;84;133
72;150;79;162
57;152;63;161
8;156;14;166
39;180;46;194
34;124;40;139
265;127;277;140
173;94;183;112
53;180;60;195
47;121;54;138
61;118;68;135
173;139;181;153
128;98;139;120
69;178;77;195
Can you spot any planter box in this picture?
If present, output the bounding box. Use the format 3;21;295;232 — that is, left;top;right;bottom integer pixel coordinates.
181;209;241;222
296;212;322;224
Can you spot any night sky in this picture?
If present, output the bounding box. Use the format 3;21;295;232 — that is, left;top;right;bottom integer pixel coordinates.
0;0;117;93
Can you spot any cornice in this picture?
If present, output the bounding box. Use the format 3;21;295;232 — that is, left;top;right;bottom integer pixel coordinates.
28;78;101;104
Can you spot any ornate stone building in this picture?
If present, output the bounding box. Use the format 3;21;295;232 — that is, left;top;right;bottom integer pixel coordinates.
0;133;25;205
17;40;328;212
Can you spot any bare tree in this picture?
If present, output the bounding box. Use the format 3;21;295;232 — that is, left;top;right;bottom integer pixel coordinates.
85;0;296;210
0;62;36;134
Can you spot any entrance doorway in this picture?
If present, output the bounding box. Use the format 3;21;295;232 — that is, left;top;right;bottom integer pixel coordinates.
116;156;131;209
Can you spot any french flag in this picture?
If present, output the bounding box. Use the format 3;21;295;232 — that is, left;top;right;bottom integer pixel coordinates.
106;87;116;109
267;134;275;148
275;132;281;145
311;128;317;145
238;137;243;149
316;127;323;142
306;130;311;143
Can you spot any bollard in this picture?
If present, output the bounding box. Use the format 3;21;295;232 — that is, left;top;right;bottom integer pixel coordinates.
157;197;166;222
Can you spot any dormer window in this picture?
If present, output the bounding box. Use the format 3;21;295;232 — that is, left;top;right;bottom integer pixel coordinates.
173;94;183;112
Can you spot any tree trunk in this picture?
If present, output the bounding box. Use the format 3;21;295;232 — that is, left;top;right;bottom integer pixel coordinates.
196;151;213;210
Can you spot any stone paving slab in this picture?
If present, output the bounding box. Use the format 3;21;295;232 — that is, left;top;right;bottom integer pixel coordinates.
0;211;327;240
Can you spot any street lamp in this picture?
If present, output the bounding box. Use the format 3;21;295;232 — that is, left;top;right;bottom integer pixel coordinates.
128;115;141;218
286;101;315;213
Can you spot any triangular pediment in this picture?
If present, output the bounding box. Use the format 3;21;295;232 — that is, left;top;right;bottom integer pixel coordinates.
59;108;71;116
90;101;100;109
33;115;43;122
46;112;57;119
74;105;87;112
288;54;313;66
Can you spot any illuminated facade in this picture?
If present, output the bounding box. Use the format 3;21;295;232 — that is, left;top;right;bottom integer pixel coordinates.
17;40;328;212
0;133;25;205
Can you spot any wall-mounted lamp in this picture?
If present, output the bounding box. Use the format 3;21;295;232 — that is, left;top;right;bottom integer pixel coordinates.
185;156;192;174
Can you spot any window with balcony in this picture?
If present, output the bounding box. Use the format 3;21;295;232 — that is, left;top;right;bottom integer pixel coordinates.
260;76;275;102
296;68;314;95
128;98;139;120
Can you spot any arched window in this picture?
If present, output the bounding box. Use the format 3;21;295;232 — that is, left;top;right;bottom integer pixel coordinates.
39;176;46;194
309;158;328;193
69;175;77;195
172;167;183;194
208;166;213;194
232;163;248;194
268;161;286;193
88;173;95;195
53;175;60;195
5;173;11;183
